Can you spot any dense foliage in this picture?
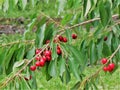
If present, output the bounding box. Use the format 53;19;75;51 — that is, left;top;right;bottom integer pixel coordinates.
0;0;120;89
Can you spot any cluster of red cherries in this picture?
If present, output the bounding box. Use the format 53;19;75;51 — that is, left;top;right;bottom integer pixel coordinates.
30;33;77;71
101;58;115;72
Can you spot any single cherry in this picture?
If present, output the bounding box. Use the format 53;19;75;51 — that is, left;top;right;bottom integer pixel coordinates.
35;56;40;61
58;36;63;41
101;58;108;64
63;37;67;42
39;59;45;67
44;50;51;56
108;63;115;72
35;61;41;66
35;49;41;54
57;49;62;55
103;66;108;72
42;56;47;62
46;55;52;61
30;65;36;71
72;34;77;39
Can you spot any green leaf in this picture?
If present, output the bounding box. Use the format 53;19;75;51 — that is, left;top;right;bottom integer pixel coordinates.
3;45;17;71
26;47;35;59
0;48;8;65
51;43;57;60
89;42;97;65
58;56;65;76
48;60;57;77
13;60;25;72
60;65;71;85
65;29;72;44
99;1;110;26
84;0;91;16
20;77;31;90
67;45;84;65
35;24;46;48
61;14;72;25
71;81;80;90
102;43;111;57
68;56;80;81
43;23;54;44
16;45;25;61
21;0;27;10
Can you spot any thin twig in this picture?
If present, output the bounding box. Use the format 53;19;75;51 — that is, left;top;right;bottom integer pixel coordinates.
79;44;120;89
0;40;35;48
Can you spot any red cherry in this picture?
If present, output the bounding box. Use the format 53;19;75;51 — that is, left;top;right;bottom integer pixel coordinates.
63;37;67;42
44;50;51;56
101;58;108;64
57;49;62;55
42;56;47;62
46;55;52;61
104;36;107;41
108;63;115;72
35;49;41;54
103;66;108;72
46;40;50;44
58;36;63;41
30;66;36;71
35;56;40;61
72;34;77;39
35;61;41;66
39;59;45;67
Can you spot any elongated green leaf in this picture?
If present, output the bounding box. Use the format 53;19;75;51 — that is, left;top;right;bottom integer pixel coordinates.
71;81;80;90
13;60;25;72
102;43;111;57
26;47;35;59
20;77;31;90
65;29;72;44
43;23;54;44
58;56;65;76
68;56;80;81
90;42;97;64
16;45;25;61
51;43;57;60
84;0;91;16
48;60;57;77
0;48;8;65
99;1;109;26
21;0;27;10
60;65;71;85
67;45;84;65
35;24;46;48
3;45;17;70
61;14;72;25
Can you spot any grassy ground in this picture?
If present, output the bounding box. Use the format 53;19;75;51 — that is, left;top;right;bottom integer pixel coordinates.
35;65;120;90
